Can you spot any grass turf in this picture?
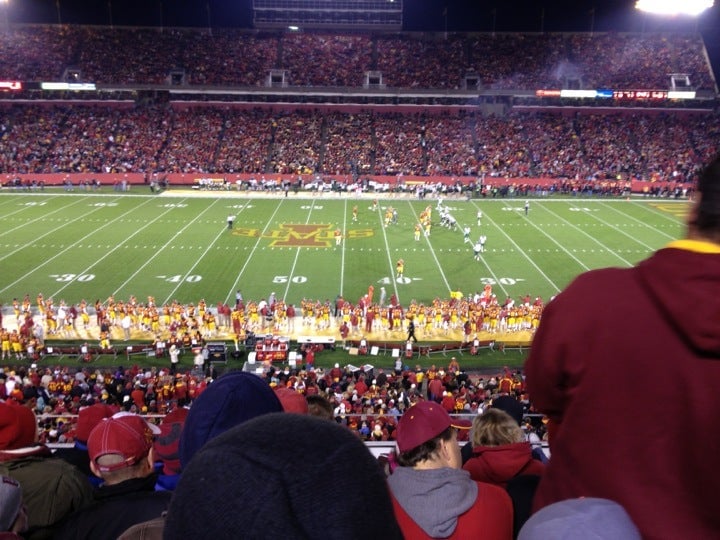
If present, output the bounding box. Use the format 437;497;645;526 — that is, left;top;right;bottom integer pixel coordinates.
0;189;687;371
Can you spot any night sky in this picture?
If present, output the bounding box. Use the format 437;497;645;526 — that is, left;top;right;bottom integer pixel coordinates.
6;1;720;75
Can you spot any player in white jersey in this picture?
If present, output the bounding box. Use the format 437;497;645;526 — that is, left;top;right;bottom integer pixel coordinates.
473;242;482;261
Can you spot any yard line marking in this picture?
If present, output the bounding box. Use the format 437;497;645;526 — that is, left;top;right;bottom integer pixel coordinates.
283;200;317;301
0;196;72;232
225;199;286;304
588;203;666;250
405;202;452;295
0;197;158;296
506;201;590;270
536;201;634;267
161;200;233;303
474;202;561;296
0;196;102;244
340;199;348;296
0;196;21;213
377;201;400;303
53;198;195;300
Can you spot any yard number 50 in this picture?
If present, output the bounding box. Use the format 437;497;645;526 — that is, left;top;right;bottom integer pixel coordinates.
273;275;308;284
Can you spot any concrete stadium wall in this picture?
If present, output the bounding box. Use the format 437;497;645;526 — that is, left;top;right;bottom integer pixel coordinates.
0;172;686;194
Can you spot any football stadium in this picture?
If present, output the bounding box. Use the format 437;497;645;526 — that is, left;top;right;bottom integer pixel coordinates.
0;1;719;538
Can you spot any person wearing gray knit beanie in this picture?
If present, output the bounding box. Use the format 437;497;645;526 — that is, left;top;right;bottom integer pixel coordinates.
164;413;403;540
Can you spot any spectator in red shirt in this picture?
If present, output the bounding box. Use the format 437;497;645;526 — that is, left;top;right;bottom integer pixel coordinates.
130;384;145;410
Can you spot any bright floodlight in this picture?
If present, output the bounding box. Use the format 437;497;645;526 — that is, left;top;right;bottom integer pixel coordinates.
636;0;714;16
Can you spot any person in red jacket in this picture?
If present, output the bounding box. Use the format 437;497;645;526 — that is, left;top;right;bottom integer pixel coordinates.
130;384;146;410
463;408;545;487
427;376;444;403
440;391;456;413
354;376;368;397
524;152;720;539
387;400;513;539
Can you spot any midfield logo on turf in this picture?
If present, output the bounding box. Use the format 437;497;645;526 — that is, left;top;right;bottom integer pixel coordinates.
649;203;689;218
232;224;373;247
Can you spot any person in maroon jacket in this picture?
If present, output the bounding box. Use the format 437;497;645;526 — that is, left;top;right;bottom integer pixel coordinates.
525;152;720;539
285;303;296;333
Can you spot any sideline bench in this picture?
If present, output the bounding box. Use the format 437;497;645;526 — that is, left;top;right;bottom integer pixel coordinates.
125;345;156;360
41;344;114;362
296;336;336;350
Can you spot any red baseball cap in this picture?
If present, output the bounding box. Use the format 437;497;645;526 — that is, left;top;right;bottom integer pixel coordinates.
274;387;308;415
88;413;160;473
0;402;37;450
76;403;116;443
395;401;469;453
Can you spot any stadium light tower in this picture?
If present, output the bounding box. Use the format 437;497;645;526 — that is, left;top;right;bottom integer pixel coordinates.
0;0;8;33
635;0;714;16
0;0;10;31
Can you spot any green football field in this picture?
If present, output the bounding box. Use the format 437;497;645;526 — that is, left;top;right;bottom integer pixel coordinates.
0;189;687;311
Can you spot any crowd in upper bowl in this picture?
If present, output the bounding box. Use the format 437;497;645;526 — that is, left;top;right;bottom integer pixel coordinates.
0;26;715;91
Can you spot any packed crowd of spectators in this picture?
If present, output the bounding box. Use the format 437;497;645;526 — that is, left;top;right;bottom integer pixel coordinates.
562;32;714;91
375;34;469;89
0;357;548;537
213;108;274;173
373;113;427;175
0;285;552;539
153;108;224;173
424;115;479;177
0;351;541;449
267;110;323;174
2;103;717;182
1;289;545;454
469;33;568;90
280;33;373;87
0;25;714;90
321;111;375;176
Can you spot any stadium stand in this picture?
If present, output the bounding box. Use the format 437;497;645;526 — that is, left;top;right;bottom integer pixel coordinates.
0;105;717;185
0;24;718;190
1;23;714;537
0;27;715;90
